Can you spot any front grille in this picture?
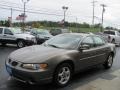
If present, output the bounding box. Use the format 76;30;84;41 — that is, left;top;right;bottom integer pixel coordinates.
12;69;34;83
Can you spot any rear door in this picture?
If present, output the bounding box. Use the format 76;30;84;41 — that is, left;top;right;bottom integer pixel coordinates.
2;28;16;44
92;36;109;64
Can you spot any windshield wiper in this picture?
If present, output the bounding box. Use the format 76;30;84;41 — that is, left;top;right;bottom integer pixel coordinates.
47;44;60;48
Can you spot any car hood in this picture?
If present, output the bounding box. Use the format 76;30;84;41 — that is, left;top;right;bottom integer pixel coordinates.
37;34;53;38
15;33;35;38
9;45;67;63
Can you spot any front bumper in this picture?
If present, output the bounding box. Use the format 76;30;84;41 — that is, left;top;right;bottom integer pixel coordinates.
25;40;37;45
5;61;53;84
36;38;49;44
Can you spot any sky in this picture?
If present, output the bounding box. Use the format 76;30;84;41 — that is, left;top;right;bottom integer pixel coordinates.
0;0;120;28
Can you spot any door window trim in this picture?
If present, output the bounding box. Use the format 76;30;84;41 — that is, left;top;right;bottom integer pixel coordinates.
93;36;106;47
4;29;13;35
80;36;95;49
0;28;3;34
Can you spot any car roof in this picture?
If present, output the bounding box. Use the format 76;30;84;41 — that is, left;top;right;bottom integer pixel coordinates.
104;30;117;32
0;27;8;29
62;33;92;37
62;33;103;39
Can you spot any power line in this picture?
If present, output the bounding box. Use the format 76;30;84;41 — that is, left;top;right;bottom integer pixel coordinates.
95;16;120;28
0;6;64;17
0;0;62;14
0;3;63;15
0;3;119;28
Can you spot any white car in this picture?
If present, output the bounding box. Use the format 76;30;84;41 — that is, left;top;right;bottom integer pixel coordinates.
0;27;36;48
103;30;120;45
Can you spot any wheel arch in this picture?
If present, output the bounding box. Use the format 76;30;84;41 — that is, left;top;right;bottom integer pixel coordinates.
54;60;75;74
110;51;115;57
16;38;25;41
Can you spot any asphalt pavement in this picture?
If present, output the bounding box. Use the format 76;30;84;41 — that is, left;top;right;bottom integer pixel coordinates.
0;45;120;90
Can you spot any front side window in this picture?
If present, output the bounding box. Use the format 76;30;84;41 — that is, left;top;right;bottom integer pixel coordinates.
81;37;94;48
0;28;3;34
93;36;105;46
4;29;13;35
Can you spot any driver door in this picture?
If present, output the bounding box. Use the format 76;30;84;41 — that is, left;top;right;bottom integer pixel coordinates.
77;36;97;70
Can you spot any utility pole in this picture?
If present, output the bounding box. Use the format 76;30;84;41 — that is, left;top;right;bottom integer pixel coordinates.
23;2;26;28
101;4;106;32
76;17;79;32
10;8;12;27
62;6;68;28
21;0;30;31
91;0;97;27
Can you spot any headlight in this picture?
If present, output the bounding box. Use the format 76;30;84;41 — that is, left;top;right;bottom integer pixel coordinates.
21;64;48;70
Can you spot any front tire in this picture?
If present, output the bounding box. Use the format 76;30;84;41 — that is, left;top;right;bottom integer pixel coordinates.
111;39;115;44
53;63;72;87
17;40;25;48
104;54;113;69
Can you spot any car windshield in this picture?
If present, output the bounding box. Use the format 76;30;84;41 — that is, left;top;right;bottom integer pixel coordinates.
44;34;82;49
11;28;22;34
37;30;50;35
104;31;115;35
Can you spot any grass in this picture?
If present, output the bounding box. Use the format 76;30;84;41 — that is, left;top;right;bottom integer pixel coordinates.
69;27;101;33
38;27;101;33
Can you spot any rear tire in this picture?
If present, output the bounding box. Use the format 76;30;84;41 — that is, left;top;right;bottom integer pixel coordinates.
53;63;72;87
103;54;113;69
17;40;25;48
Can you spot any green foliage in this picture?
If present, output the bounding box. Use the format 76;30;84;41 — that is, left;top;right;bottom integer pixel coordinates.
13;21;107;33
0;20;10;27
69;27;100;33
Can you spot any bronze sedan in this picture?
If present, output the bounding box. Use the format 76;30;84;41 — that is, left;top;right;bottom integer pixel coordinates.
6;33;116;87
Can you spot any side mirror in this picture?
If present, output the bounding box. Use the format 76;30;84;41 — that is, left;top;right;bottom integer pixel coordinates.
78;44;90;51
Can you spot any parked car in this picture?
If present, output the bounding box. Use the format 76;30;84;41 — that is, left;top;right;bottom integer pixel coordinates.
26;29;53;44
103;30;120;45
0;27;36;48
6;33;116;87
50;28;70;36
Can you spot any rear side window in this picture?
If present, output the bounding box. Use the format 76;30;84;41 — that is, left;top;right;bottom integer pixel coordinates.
0;28;3;34
4;29;13;35
116;31;120;36
104;31;115;35
93;36;105;46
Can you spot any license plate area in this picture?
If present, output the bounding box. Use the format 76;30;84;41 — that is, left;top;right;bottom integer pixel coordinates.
6;66;12;75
